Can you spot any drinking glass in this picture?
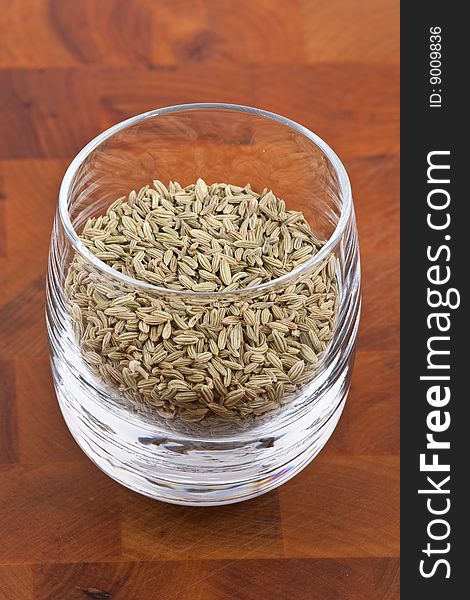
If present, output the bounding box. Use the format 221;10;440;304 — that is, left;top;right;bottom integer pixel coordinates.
47;104;361;505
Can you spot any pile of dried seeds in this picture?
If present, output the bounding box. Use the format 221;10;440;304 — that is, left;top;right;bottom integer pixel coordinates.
65;179;338;426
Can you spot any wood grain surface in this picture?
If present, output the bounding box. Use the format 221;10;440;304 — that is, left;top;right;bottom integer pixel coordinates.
0;1;400;598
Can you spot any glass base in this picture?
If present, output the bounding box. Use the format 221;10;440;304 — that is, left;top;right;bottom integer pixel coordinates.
53;356;349;505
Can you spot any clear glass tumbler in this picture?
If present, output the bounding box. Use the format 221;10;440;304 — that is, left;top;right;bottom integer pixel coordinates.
47;104;361;505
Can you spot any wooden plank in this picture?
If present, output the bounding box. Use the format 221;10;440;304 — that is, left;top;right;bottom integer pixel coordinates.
327;351;399;455
0;263;48;358
0;565;33;600
0;361;18;463
0;160;65;260
120;489;284;560
253;64;399;159
0;64;398;159
15;358;85;463
301;0;400;63
279;456;400;558
33;558;399;600
0;463;122;562
0;0;308;69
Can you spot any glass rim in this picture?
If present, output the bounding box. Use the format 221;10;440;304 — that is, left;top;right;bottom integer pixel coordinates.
59;102;353;297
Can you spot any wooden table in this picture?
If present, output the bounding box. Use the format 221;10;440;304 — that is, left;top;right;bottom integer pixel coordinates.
0;1;399;598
